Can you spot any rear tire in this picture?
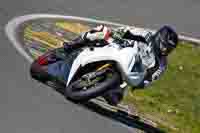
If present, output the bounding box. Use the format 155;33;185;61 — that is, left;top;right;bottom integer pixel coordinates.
30;61;51;83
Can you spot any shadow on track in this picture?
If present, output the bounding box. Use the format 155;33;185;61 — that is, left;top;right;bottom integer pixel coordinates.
82;102;165;133
47;82;165;133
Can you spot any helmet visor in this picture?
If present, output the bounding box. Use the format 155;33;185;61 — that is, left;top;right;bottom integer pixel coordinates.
156;33;176;56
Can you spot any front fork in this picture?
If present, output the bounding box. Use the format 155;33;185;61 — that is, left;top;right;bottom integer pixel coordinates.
82;65;112;81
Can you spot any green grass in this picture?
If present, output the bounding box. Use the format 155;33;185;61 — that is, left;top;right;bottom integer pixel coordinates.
123;42;200;133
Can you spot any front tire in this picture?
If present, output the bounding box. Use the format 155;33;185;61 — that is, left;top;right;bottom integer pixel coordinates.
65;68;120;103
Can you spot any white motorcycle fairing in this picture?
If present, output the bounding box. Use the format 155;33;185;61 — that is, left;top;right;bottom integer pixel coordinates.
66;43;147;87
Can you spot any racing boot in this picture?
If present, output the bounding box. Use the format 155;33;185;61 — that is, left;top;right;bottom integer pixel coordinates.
63;33;89;53
63;26;110;53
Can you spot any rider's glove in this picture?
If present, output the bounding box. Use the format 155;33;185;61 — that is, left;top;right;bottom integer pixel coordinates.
83;25;111;41
152;69;162;80
112;26;131;40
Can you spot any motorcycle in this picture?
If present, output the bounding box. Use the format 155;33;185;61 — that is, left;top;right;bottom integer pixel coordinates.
30;33;147;103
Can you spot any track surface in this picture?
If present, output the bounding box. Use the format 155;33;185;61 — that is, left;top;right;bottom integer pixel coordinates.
1;0;200;133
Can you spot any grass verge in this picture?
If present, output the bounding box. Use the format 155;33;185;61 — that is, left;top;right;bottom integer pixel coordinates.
124;42;200;133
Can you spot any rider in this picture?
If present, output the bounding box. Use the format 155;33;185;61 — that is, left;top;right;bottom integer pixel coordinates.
63;25;178;105
31;25;178;105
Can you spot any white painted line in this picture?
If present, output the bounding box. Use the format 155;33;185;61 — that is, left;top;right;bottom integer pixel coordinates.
179;35;200;44
5;13;200;64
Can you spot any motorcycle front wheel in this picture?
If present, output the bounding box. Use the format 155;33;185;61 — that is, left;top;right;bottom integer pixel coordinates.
64;67;121;103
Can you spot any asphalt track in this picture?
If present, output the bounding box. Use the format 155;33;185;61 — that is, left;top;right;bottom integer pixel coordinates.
1;0;200;133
